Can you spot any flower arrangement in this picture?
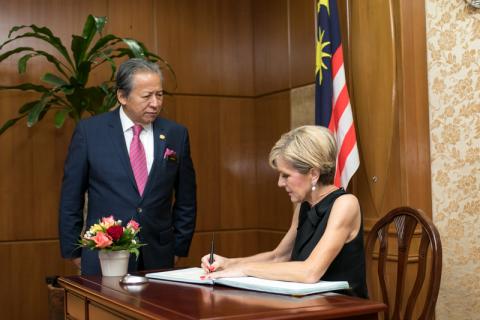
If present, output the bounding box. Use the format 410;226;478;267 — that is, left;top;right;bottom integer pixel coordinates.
80;215;144;258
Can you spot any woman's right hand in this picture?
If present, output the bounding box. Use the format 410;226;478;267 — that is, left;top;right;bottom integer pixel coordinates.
200;253;229;273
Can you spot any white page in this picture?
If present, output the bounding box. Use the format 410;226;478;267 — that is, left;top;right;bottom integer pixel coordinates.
216;276;349;296
146;267;213;284
146;268;350;296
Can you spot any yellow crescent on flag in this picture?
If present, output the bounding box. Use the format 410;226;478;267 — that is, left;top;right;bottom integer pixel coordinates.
317;0;330;15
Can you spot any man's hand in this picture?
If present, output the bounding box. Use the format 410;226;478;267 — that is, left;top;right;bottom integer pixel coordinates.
72;257;81;270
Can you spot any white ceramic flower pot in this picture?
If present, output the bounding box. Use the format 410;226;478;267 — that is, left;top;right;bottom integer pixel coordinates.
98;250;130;277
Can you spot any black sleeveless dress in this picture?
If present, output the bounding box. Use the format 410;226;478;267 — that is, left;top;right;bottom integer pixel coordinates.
290;188;368;298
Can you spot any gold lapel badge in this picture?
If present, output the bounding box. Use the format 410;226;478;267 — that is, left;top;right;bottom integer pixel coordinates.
159;134;166;140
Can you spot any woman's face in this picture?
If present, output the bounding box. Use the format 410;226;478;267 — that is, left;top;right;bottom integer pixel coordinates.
275;157;313;204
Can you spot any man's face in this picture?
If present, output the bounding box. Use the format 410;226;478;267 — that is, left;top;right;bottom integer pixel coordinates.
117;71;163;125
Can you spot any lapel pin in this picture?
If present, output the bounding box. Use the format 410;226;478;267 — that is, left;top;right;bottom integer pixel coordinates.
159;134;166;140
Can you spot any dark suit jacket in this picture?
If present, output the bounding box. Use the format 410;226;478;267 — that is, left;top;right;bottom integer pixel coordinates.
59;108;196;275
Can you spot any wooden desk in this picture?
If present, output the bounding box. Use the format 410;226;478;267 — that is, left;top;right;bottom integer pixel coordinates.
58;275;385;319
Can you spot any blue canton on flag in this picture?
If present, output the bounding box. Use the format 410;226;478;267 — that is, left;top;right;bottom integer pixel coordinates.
315;0;359;189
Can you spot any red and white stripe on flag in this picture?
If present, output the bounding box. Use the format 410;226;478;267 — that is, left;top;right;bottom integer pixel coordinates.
329;45;359;189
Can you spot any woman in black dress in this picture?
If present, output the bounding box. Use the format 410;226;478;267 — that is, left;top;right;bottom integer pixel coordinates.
201;125;368;298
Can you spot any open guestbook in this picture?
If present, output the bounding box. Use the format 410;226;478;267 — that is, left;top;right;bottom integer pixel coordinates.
146;267;349;296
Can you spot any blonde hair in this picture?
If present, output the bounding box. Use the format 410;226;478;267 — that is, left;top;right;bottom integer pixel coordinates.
269;125;337;184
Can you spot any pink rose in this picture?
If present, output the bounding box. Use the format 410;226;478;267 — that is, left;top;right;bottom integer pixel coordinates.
101;215;116;228
107;225;124;241
91;231;113;248
126;219;140;231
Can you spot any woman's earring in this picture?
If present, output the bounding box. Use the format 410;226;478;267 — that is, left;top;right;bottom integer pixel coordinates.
311;183;316;191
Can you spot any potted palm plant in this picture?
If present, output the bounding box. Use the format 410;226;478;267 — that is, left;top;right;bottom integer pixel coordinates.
0;14;174;134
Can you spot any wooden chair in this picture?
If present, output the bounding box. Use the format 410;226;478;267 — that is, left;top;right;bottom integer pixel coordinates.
365;207;442;320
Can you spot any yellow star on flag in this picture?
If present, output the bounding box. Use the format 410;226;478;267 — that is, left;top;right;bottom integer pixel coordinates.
316;29;331;85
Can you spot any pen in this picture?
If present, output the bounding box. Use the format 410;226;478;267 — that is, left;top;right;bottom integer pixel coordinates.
209;232;215;265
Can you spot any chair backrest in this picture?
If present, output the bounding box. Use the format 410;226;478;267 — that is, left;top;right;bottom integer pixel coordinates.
365;207;442;320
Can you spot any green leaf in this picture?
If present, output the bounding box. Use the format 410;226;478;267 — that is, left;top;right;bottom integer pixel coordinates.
28;24;73;66
38;108;49;121
54;110;68;128
3;25;73;68
19;100;40;114
32;50;70;78
0;83;50;93
0;47;69;78
18;53;35;73
7;24;28;38
130;248;140;259
94;52;117;80
0;46;33;63
121;38;144;58
86;34;120;61
108;48;137;60
66;86;104;118
81;15;97;40
93;16;107;34
0;116;26;135
76;61;92;85
68;76;80;87
0;32;45;51
26;98;49;127
99;83;118;113
137;41;158;59
41;73;68;87
83;87;106;111
74;15;108;66
59;85;75;95
71;35;87;66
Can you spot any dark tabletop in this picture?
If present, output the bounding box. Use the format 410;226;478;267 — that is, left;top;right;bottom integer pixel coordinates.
59;274;386;320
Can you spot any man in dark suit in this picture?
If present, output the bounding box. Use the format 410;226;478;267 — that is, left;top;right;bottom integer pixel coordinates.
59;58;196;275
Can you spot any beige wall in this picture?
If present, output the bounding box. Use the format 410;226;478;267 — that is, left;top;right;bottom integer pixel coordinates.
425;0;480;319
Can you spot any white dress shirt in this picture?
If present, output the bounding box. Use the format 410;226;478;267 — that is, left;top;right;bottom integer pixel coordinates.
119;106;154;173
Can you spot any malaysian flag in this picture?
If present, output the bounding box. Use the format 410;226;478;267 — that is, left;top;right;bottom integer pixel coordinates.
315;0;359;189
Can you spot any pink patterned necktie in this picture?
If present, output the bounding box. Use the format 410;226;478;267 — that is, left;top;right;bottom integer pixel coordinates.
129;124;148;196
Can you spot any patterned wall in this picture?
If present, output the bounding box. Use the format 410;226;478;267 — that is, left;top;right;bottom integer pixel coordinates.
425;1;480;319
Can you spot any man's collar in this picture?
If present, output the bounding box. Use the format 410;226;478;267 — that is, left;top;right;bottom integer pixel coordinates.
119;106;152;132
